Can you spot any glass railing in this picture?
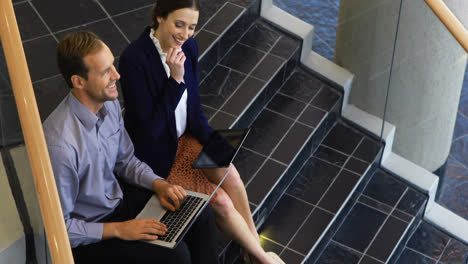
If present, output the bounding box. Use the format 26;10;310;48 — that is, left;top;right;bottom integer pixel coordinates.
336;0;402;142
273;0;468;221
333;0;468;221
272;0;401;143
381;0;468;218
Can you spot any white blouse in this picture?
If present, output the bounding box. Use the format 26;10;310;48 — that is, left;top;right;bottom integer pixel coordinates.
150;28;187;138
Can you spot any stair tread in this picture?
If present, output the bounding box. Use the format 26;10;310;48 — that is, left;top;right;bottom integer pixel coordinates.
196;2;246;57
396;220;468;263
200;19;301;130
204;19;343;255
240;70;341;200
213;71;342;259
315;168;427;264
256;121;383;263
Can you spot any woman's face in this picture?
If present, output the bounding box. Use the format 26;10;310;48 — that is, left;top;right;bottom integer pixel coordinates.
155;8;199;52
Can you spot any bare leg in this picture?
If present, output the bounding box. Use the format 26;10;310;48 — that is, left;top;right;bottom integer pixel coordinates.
209;186;277;264
202;164;259;241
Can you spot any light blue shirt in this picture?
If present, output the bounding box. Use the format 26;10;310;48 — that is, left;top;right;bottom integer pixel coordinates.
43;93;162;248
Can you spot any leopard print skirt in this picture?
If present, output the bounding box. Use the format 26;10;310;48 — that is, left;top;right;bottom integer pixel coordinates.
166;134;215;196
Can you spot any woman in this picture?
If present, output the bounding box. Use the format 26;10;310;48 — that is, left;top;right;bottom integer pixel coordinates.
119;0;284;263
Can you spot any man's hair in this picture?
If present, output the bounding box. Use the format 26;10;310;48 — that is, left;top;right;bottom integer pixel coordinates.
151;0;200;30
57;31;104;88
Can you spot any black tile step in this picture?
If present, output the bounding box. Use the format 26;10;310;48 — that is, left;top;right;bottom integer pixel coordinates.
22;0;259;122
310;168;428;264
195;0;261;81
257;121;384;263
212;65;343;262
202;19;302;131
394;220;468;264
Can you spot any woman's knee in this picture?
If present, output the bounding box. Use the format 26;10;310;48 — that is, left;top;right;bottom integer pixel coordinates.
223;166;244;188
210;189;235;217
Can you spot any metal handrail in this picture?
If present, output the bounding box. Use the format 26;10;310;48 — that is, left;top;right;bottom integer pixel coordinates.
0;0;74;263
425;0;468;53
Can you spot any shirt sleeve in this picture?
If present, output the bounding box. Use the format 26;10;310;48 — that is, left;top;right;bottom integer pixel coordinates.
47;144;103;248
112;101;164;189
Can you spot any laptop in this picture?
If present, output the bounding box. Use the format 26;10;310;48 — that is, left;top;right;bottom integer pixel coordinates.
135;128;250;248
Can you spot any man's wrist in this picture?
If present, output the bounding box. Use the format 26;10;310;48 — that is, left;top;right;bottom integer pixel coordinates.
152;178;166;194
102;222;120;240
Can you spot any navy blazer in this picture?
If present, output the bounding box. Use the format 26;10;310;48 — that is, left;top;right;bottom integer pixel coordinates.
119;27;214;178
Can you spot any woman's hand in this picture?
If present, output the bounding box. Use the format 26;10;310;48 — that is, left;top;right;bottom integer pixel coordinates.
166;48;186;84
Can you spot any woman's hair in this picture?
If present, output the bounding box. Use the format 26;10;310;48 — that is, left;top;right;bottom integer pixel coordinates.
57;31;103;88
151;0;200;29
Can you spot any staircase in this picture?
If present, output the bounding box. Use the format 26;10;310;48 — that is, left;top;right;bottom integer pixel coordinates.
191;0;434;263
6;0;467;263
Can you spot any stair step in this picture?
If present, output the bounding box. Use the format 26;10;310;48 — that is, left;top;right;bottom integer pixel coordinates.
201;19;301;131
310;168;428;264
198;17;345;260
196;0;260;81
242;69;342;212
394;220;468;263
255;121;383;263
208;64;343;261
196;3;246;59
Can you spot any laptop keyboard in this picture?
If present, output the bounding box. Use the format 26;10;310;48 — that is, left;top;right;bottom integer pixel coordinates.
158;195;204;242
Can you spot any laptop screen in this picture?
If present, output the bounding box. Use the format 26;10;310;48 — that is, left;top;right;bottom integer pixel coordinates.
192;128;250;169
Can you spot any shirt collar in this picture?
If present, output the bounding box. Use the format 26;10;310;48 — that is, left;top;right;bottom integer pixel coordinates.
149;28;182;56
149;28;166;57
68;93;108;131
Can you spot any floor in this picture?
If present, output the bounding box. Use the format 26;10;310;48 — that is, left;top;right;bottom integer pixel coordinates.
439;68;468;219
273;0;339;61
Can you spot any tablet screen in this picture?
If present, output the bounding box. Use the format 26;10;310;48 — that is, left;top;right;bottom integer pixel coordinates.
192;128;250;169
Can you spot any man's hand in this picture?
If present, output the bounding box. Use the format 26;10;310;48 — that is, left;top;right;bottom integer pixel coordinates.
166;48;186;84
152;179;187;211
103;219;167;241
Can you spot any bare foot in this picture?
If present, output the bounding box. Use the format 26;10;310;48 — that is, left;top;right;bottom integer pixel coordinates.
266;252;285;264
250;252;282;264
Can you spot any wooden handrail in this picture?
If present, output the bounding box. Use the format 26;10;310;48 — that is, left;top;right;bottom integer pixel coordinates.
425;0;468;53
0;0;74;263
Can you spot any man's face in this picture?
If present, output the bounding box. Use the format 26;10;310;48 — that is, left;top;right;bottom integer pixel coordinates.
81;44;120;104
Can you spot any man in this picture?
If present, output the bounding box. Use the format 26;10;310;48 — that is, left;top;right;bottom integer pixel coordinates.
43;31;218;264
